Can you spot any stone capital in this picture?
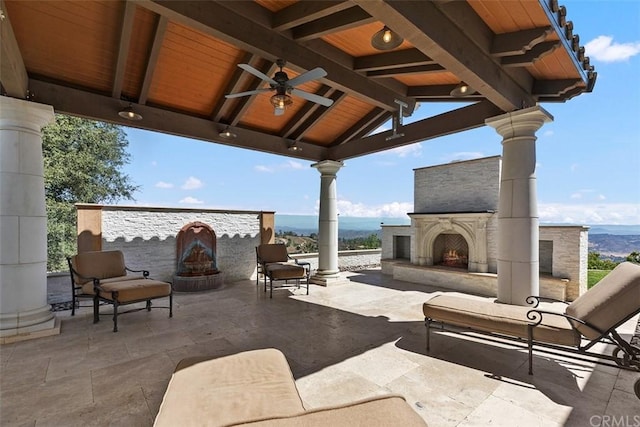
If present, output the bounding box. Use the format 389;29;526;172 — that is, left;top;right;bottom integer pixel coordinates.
311;159;344;176
0;97;55;131
485;105;553;139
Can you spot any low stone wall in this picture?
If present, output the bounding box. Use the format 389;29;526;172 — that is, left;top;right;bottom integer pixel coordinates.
292;249;381;272
383;260;568;301
77;205;274;283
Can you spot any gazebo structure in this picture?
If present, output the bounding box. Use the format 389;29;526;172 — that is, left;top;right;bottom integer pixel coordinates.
0;0;596;339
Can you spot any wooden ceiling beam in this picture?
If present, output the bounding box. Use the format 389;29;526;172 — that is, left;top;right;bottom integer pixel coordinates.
0;0;28;98
329;101;503;160
533;79;583;97
112;1;136;99
353;0;535;111
137;0;415;114
139;15;167;105
229;61;277;127
291;7;375;42
29;78;328;161
293;91;347;141
367;64;445;78
272;1;352;31
211;52;261;122
331;107;389;146
281;86;334;139
354;49;435;72
501;41;561;67
491;27;553;57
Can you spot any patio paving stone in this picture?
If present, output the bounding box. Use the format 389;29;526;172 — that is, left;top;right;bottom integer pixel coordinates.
0;268;638;426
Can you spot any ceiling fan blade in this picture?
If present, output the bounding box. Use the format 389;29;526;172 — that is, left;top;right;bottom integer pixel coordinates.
238;64;278;85
225;88;271;99
287;67;327;87
291;88;334;107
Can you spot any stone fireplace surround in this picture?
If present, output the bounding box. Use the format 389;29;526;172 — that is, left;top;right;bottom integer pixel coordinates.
381;156;588;301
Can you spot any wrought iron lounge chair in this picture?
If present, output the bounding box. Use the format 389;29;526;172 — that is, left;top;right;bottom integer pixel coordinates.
423;262;640;398
67;250;173;331
256;243;311;298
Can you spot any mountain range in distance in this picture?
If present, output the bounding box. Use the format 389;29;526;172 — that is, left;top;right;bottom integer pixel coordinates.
275;214;639;236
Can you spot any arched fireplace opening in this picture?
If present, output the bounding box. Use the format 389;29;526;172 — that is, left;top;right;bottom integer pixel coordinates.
433;233;468;269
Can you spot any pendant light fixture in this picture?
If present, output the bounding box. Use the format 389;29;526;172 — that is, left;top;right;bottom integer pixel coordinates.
450;82;477;97
371;26;403;51
118;103;143;121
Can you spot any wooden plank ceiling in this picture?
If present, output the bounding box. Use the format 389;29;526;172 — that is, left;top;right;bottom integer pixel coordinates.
1;0;595;161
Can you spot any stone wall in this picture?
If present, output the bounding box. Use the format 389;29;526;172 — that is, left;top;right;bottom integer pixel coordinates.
414;156;500;213
382;224;589;300
77;205;273;283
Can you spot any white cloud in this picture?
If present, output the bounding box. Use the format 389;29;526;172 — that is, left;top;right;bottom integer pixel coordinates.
179;196;204;204
388;143;422;158
585;35;640;63
327;199;412;218
151;161;157;167
597;194;606;201
441;151;485;163
570;192;582;199
255;165;274;173
287;160;305;170
155;181;174;189
255;160;308;173
538;202;639;225
542;130;554;138
181;176;203;190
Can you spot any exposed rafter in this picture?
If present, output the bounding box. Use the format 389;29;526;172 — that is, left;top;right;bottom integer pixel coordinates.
291;7;375;42
229;61;277;127
281;86;334;139
353;1;531;111
331;107;389;146
136;0;415;114
0;0;28;98
29;78;328;161
501;41;560;67
330;101;503;160
138;15;167;105
491;27;553;57
112;1;136;99
272;1;352;31
293;91;347;141
367;64;445;78
211;52;261;122
354;49;436;72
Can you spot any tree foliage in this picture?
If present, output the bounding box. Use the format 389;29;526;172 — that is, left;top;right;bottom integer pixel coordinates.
43;115;138;271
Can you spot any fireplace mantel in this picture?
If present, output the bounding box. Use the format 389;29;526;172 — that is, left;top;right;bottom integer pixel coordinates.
409;212;495;273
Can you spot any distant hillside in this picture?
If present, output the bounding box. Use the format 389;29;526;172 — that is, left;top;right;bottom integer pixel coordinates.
588;234;640;260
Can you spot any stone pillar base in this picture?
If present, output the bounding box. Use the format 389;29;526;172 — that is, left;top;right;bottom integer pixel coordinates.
309;272;351;287
0;317;61;344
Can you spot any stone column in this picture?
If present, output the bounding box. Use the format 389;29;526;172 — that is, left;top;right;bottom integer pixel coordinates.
486;106;553;305
0;97;57;341
311;160;344;285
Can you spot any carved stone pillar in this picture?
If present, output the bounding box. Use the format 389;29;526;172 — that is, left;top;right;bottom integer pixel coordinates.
310;160;344;285
486;106;553;305
0;97;57;341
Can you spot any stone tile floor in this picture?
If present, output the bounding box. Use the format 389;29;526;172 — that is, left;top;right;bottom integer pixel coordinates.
1;269;639;426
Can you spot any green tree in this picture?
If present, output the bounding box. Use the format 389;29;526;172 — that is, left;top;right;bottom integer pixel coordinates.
43;115;138;271
626;251;640;264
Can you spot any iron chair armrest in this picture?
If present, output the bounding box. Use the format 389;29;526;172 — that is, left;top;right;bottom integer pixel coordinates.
294;259;311;274
526;309;608;342
126;266;150;278
526;295;570;308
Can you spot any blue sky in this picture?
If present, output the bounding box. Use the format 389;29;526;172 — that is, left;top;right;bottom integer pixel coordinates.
122;1;640;225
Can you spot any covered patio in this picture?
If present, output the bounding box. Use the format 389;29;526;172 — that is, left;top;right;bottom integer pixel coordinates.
2;273;638;425
0;0;597;339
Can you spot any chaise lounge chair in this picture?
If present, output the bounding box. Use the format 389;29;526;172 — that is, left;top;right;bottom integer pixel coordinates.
423;261;640;398
256;243;311;298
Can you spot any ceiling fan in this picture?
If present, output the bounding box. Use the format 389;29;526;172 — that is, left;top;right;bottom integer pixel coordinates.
225;59;334;115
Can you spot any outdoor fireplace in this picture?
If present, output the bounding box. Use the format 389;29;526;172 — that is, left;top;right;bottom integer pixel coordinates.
173;221;224;292
434;233;468;269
